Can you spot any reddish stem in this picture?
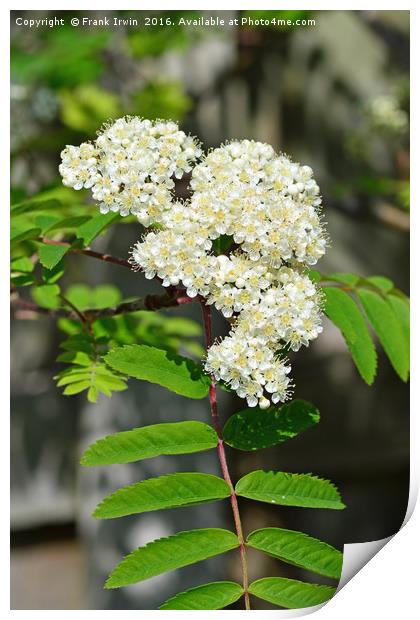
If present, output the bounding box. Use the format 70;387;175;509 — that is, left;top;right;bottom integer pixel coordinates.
41;237;132;269
176;295;197;305
200;299;251;610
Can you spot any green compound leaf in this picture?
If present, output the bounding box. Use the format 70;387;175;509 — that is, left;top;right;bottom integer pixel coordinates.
105;344;210;399
56;362;127;402
160;581;244;610
246;528;343;580
235;471;345;510
37;242;69;269
249;577;336;609
223;399;320;451
94;472;231;519
357;289;409;381
55;331;127;403
322;287;377;385
105;528;239;588
76;211;119;245
81;421;218;466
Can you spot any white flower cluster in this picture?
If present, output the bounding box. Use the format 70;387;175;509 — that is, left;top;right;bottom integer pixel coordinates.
59;117;202;226
366;95;408;136
189;141;326;267
131;138;327;408
60;120;327;408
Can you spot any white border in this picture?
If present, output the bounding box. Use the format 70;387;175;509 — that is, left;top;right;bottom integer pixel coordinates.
4;3;417;617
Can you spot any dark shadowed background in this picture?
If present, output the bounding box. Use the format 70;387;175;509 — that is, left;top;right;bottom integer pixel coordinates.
10;9;409;610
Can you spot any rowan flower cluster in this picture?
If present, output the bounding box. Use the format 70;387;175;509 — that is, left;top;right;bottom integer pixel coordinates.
59;117;202;226
60;119;327;408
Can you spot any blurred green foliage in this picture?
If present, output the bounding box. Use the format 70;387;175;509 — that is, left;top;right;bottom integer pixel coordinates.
126;10;202;57
11;26;109;88
131;81;192;120
59;85;121;134
11;11;198;186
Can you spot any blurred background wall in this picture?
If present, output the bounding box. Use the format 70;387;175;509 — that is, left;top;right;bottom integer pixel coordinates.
10;9;409;610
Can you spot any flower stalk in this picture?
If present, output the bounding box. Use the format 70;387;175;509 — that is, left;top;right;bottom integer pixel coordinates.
200;299;251;610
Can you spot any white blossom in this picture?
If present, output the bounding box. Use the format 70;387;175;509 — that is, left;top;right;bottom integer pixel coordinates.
189;140;327;267
129;138;327;406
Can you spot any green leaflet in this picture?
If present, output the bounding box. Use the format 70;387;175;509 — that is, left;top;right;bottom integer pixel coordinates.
94;472;231;519
31;283;61;309
130;312;204;357
307;269;321;283
322;287;377;385
223;399;320;451
326;272;360;287
42;260;65;284
159;316;202;337
105;528;239;588
64;283;121;310
10;227;42;247
11;256;35;286
11;256;34;273
388;293;410;354
212;235;234;255
76;212;119;245
43;215;91;233
34;215;61;233
366;275;394;292
249;577;336;609
235;471;345;510
10;274;35;287
105;344;210;399
38;242;69;269
357;289;409;381
160;581;244;610
56;351;92;366
247;528;343;580
81;421;218;466
11;198;62;216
